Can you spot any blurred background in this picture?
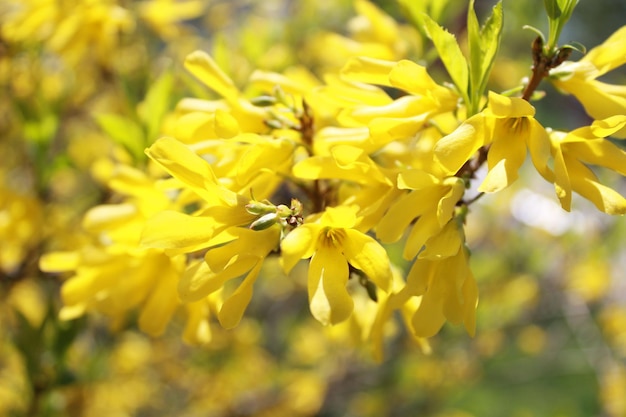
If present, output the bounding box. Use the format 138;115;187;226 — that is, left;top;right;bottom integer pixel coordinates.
1;0;625;416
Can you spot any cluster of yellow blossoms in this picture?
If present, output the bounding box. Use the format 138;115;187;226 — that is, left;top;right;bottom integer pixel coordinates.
35;0;626;359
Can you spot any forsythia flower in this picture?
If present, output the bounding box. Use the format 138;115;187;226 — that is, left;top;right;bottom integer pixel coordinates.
371;220;477;360
39;163;210;339
376;170;466;260
550;26;626;138
303;0;421;71
0;183;43;275
338;57;459;147
548;115;626;214
1;0;135;65
281;206;392;325
435;91;552;192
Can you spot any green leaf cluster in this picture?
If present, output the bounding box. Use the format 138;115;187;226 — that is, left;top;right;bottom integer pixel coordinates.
544;0;579;52
422;1;503;116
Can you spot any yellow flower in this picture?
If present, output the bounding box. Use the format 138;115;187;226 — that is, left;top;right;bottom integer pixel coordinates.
1;0;135;65
435;91;552;192
140;137;256;253
280;206;392;325
41;245;185;336
338;57;459;148
550;26;626;138
136;0;205;40
177;226;281;329
0;184;43;275
39;162;190;337
292;144;393;187
376;169;465;260
404;244;478;339
370;220;477;359
302;0;421;71
549;115;626;214
180;51;266;133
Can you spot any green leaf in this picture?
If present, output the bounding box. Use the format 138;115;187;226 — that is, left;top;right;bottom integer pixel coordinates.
95;113;146;160
467;0;503;115
422;14;469;105
544;0;562;19
139;71;175;144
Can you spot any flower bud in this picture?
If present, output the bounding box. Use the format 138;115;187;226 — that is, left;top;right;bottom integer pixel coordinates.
250;95;277;107
245;201;276;215
249;212;278;230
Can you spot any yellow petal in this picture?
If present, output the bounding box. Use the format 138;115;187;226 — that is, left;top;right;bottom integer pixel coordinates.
183;300;212;345
486;91;535;118
146;137;222;203
376;190;425;243
388;60;436;93
404;210;442;260
138;255;180;336
434;114;486;175
409;262;446;337
39;251;80;272
567;140;626;176
396;169;438;190
437;178;465;226
218;261;263;329
570;163;626;214
478;121;528;193
552;146;572;211
237;139;294;185
554;79;626;130
280;225;320;273
526;119;553;181
319;205;358;229
340;56;395;86
184;51;239;101
343;229;391;291
205;227;279;271
140;210;218;252
419;219;462;260
179;260;218;301
354;0;399;45
308;245;352;325
582;25;626;75
82;203;138;233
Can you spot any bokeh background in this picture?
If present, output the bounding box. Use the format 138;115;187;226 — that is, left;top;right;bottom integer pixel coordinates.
1;0;625;416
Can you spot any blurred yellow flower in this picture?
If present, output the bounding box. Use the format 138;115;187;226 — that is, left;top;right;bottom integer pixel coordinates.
0;184;43;275
1;0;135;65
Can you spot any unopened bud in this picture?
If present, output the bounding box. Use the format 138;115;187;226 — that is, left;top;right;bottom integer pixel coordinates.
251;95;277;107
264;119;283;130
249;212;278;230
246;201;276;215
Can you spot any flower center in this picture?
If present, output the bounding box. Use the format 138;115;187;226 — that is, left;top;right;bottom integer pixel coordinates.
320;227;346;248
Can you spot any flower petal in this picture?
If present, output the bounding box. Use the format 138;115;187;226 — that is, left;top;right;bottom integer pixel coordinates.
434;114;486;175
280;225;320;274
344;229;391;292
138;255;180;336
141;210;218;252
340;56;395;86
478;120;528;193
218;261;263;329
308;245;352;325
146;137;225;204
184;51;239;101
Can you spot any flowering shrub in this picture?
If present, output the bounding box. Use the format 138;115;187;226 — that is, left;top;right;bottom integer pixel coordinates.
1;0;626;415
